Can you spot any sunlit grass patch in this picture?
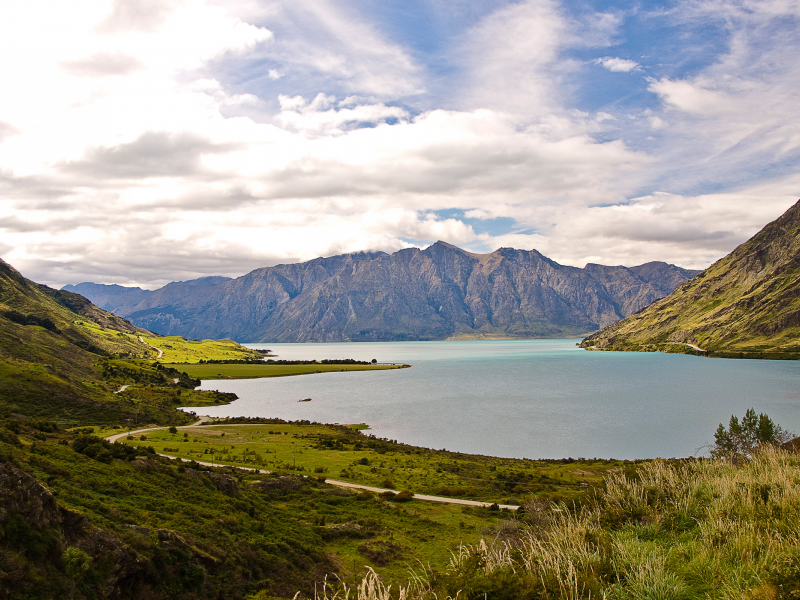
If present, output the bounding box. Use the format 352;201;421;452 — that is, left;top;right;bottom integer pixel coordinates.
163;362;408;379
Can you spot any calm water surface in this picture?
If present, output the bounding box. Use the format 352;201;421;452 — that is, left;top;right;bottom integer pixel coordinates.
182;340;800;459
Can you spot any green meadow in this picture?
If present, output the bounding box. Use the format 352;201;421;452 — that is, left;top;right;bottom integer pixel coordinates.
120;421;623;506
139;334;264;362
163;362;408;379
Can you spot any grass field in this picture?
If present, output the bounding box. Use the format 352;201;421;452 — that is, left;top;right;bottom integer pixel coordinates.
162;362;410;379
139;334;264;362
120;422;624;506
1;417;515;594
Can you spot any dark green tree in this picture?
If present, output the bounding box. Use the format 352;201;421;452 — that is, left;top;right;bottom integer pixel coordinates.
712;408;793;459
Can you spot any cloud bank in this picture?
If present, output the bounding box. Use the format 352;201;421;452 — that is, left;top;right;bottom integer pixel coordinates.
0;0;798;287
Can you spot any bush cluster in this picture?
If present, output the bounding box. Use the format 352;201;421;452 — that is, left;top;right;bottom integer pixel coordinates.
1;309;59;332
72;434;155;463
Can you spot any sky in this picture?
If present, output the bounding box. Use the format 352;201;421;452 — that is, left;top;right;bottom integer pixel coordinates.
1;0;799;288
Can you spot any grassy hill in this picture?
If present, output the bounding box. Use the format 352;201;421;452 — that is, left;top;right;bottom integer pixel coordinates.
581;200;800;358
5;415;800;599
0;259;259;425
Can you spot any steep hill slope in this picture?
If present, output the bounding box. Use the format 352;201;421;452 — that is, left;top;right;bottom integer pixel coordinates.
69;244;699;342
581;200;800;358
0;259;200;424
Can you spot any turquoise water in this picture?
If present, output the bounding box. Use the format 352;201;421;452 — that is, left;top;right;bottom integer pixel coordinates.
183;339;800;459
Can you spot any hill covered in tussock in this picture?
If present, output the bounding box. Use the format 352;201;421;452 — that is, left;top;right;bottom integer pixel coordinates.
0;259;244;425
581;200;800;359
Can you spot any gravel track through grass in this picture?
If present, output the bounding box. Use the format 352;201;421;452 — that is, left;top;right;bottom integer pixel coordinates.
105;422;521;508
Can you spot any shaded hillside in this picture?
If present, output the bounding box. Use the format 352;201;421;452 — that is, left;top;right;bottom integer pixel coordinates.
581;199;800;358
68;244;699;342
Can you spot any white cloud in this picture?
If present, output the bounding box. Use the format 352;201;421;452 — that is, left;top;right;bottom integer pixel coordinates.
451;0;569;116
1;0;799;289
594;56;641;72
648;78;732;115
231;0;423;99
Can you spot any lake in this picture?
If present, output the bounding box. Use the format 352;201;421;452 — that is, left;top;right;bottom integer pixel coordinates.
182;339;800;460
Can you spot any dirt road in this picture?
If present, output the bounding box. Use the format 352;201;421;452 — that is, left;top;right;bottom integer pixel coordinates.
138;336;163;359
104;422;519;510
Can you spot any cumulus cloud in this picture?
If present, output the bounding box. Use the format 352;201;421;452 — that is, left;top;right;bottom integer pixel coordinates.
594;56;641;72
0;0;798;288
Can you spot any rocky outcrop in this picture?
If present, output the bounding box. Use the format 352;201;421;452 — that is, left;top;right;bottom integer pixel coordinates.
67;244;699;342
0;461;61;529
0;461;144;597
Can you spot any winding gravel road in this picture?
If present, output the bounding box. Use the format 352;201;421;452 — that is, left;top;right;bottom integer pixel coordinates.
105;422;519;510
138;336;163;359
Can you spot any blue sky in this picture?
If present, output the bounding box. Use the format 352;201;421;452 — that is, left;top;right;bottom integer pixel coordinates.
0;0;798;286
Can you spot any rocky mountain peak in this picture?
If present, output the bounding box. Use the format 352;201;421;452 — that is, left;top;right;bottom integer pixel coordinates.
65;243;700;342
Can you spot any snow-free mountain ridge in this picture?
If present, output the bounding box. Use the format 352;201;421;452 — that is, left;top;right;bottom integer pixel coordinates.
65;243;700;342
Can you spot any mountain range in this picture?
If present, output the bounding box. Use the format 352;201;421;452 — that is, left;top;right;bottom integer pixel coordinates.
65;242;700;342
581;199;800;358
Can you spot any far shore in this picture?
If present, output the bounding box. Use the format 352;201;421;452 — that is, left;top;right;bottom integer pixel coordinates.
163;362;410;380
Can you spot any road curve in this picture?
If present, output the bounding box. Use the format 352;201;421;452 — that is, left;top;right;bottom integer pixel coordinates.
138;336;163;359
666;341;706;352
104;422;519;510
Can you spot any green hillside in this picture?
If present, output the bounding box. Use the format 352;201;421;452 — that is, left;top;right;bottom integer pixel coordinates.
581;200;800;358
4;257;800;599
0;259;252;425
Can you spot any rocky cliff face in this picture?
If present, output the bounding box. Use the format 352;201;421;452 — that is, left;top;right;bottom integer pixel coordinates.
68;244;700;342
0;460;144;598
581;200;800;358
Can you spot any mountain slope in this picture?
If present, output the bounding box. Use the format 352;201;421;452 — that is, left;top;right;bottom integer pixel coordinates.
581;199;800;358
69;244;700;342
63;276;231;313
0;259;205;424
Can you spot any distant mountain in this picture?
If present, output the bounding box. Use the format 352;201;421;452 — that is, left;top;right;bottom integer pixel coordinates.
67;244;699;342
64;276;231;314
581;200;800;358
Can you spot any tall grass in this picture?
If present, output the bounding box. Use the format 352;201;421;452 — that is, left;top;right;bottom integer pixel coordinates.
322;448;800;599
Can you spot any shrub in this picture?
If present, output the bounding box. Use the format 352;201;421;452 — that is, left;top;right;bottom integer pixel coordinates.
712;409;793;459
168;426;178;434
394;490;414;502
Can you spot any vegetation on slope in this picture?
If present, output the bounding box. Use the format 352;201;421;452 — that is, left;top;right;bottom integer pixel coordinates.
0;259;352;425
138;334;263;363
0;416;534;599
581;199;800;358
321;447;800;600
123;420;621;506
